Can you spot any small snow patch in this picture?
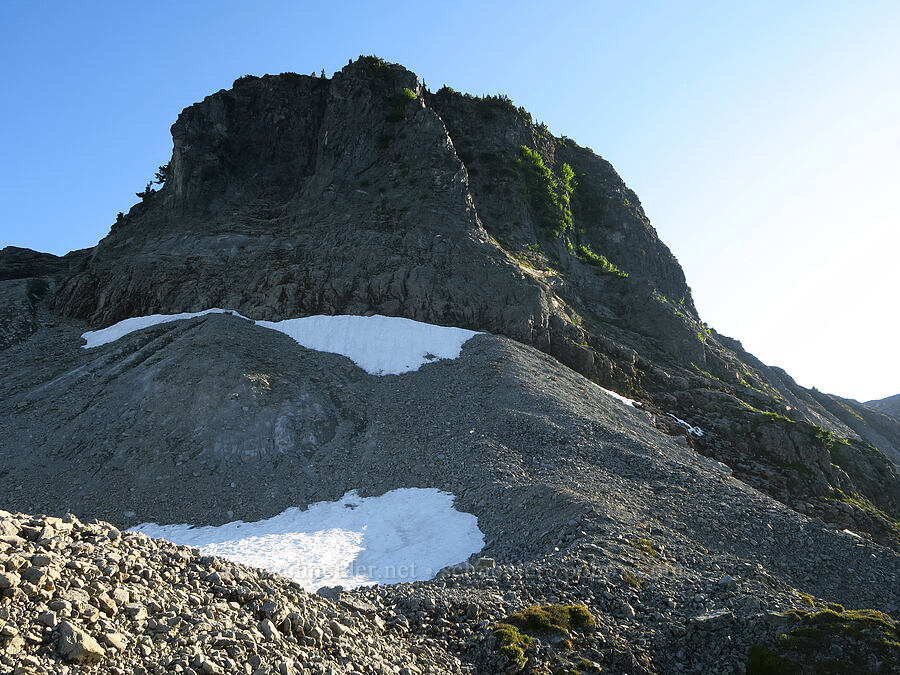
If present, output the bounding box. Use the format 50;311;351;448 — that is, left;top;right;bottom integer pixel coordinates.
594;384;638;408
81;310;480;375
130;488;484;590
668;413;705;437
81;309;247;349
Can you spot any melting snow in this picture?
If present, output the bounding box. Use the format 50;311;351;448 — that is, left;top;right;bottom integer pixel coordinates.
80;309;247;349
255;315;479;375
594;384;638;407
668;413;705;437
81;311;479;375
131;489;484;590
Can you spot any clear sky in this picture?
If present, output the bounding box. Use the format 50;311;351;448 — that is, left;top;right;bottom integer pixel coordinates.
1;1;898;402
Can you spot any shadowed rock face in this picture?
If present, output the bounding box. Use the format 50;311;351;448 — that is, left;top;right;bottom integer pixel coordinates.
0;247;86;349
0;247;70;281
51;62;574;360
20;55;900;544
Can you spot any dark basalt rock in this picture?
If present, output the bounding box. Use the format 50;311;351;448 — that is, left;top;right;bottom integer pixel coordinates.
0;247;87;349
0;246;69;281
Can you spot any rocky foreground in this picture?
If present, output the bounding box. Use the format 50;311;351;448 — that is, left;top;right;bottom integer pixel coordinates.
2;497;898;674
0;510;450;674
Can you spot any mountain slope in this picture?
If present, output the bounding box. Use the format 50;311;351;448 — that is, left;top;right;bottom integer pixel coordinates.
1;309;898;673
1;56;899;673
40;56;899;547
867;393;900;419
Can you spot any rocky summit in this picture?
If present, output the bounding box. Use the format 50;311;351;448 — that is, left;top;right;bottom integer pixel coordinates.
1;56;898;674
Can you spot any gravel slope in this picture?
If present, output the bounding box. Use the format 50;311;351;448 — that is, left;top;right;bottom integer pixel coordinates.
2;312;898;673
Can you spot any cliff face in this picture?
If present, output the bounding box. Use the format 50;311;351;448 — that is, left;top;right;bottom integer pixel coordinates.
0;246;85;350
52;62;569;355
34;56;900;545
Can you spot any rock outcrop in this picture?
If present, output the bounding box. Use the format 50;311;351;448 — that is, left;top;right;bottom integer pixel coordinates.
0;247;85;350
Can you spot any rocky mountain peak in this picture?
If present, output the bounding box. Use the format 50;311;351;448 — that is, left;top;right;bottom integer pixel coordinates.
1;55;898;674
24;58;900;547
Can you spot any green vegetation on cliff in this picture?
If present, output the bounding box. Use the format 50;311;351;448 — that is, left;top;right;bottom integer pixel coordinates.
517;145;575;234
578;244;628;277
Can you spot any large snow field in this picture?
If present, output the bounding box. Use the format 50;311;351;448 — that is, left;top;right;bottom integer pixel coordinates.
81;310;479;375
131;489;484;590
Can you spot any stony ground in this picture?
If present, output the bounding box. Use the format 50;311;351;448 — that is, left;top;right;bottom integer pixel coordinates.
2;313;899;673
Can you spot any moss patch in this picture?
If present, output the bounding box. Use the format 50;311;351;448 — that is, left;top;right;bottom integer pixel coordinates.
746;644;798;674
492;623;531;669
491;605;594;669
760;410;795;424
827;488;897;522
577;244;628;277
504;604;595;636
629;537;658;558
517;146;576;234
621;569;643;589
749;606;899;673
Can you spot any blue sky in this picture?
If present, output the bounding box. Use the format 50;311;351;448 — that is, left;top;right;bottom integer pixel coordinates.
1;1;898;401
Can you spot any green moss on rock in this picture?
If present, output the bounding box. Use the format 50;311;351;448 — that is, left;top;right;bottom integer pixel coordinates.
492;623;531;669
748;606;899;673
747;644;798;674
504;604;595;636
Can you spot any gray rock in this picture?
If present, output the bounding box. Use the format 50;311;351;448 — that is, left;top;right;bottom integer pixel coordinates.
0;571;20;589
316;585;343;601
258;618;280;642
36;611;56;627
329;619;349;637
111;588;130;605
199;660;222;674
437;561;475;577
56;620;105;665
123;603;147;620
692;609;735;631
100;632;128;651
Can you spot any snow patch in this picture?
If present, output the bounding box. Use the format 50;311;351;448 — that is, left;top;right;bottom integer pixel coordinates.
594;384;638;408
80;309;247;349
131;488;484;590
668;413;705;437
81;311;480;375
257;315;479;375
